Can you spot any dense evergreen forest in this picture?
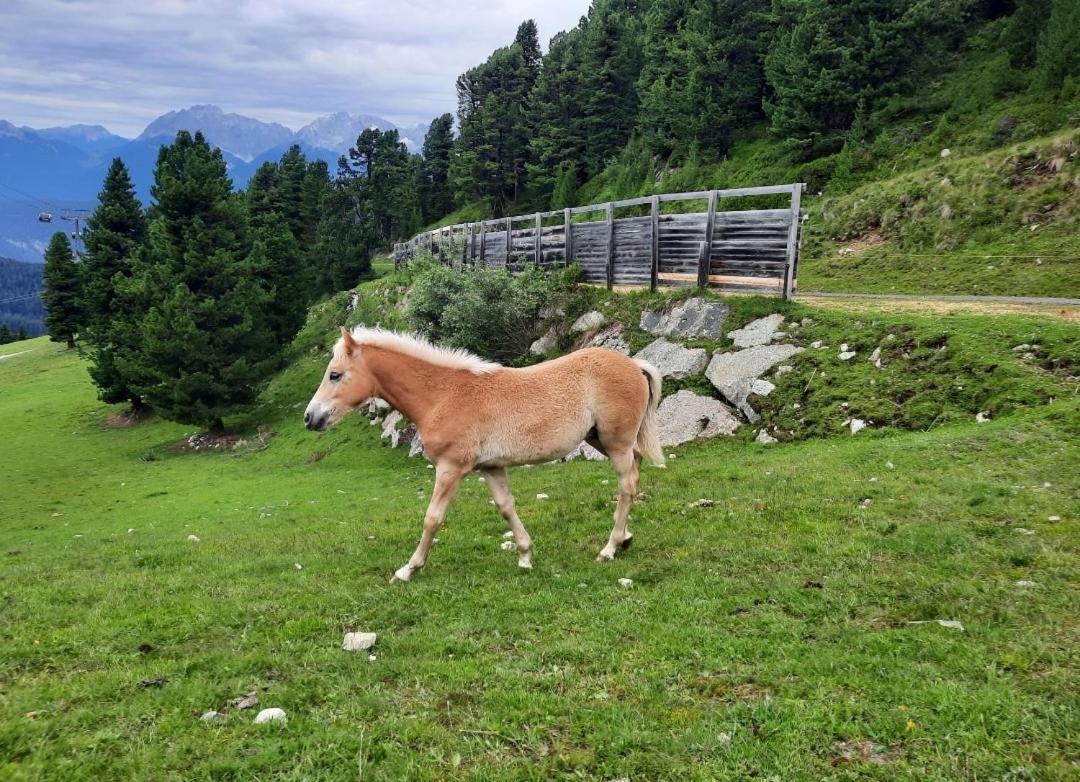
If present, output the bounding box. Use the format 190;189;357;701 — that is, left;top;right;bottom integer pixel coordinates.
413;0;1077;221
0;257;43;338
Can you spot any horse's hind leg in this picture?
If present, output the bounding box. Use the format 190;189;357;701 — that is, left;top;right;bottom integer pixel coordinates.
482;467;533;569
597;448;639;561
391;462;466;583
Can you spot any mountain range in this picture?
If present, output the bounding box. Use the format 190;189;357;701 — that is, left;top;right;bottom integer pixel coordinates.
0;105;428;262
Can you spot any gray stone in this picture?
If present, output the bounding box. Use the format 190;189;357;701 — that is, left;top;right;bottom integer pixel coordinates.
640;297;728;339
530;326;559;355
254;708;287;724
634;338;708;379
656;390;740;447
755;429;778;444
706;344;804;421
728;314;785;348
564;442;607;461
571;310;606;333
342;631;377;651
408;432;425;458
586;324;629;354
380;410;403;441
200;710;223;722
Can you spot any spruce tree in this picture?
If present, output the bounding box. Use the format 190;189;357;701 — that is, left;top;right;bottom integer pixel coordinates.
124;131;276;432
80;157;148;407
419;113;455;223
42;232;81;349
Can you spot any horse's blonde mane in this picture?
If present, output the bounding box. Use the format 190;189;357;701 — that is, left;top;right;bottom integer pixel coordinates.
343;327;500;375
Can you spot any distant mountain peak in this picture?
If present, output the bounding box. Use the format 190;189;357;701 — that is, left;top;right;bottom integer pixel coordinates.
137;105;294;161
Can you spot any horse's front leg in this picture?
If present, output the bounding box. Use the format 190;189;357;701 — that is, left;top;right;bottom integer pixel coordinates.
391;462;466;583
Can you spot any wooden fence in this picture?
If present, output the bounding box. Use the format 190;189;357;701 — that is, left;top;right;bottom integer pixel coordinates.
393;183;806;298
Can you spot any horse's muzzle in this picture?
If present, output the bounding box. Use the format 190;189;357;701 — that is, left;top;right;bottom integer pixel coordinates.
304;407;330;431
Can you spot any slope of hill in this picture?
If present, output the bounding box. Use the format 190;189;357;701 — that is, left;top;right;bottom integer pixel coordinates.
0;256;44;335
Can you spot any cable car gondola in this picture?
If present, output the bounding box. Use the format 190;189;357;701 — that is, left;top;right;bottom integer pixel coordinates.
38;212;53;223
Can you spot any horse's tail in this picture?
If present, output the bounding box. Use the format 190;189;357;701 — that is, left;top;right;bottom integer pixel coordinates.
633;359;665;467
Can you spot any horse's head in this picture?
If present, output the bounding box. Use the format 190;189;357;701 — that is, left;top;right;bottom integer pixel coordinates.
304;328;377;431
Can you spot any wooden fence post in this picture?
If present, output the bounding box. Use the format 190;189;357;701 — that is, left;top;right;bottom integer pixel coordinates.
534;212;542;266
563;207;572;266
606;202;615;290
699;190;717;287
783;184;803;300
650;195;660;291
505;217;512;269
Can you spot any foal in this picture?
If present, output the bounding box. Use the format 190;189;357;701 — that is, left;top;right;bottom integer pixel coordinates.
305;327;664;582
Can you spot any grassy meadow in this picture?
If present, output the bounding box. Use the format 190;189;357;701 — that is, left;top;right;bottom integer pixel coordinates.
1;292;1078;779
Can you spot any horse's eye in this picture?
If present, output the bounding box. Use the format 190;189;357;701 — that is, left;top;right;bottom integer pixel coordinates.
329;371;343;382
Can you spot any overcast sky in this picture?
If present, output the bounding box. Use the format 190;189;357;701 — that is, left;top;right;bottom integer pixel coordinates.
0;0;589;136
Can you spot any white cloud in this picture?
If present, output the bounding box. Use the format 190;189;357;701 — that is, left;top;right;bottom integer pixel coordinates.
0;0;588;135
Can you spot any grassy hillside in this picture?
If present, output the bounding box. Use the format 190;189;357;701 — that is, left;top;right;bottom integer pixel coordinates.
1;279;1078;778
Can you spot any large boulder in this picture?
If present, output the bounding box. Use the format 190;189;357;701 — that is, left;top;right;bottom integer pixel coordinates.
570;310;606;333
530;326;559;355
728;314;785;348
564;441;607;461
640;297;728;339
656;390;740;447
706;344;803;422
584;323;629;355
634;338;708;379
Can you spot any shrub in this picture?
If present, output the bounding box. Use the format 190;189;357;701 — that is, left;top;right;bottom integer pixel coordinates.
405;258;580;362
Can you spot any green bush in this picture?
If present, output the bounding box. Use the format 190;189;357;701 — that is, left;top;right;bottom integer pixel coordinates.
405;257;580;362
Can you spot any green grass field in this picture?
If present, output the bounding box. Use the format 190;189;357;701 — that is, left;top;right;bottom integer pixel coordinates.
1;300;1078;779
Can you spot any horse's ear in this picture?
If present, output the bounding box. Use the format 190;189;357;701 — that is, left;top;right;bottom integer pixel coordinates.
340;327;357;357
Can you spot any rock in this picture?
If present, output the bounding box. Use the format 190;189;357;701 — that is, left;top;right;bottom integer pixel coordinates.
200;710;223;722
634;338;708;379
1012;343;1034;352
656;390;740;447
940;148;951;158
586;323;630;354
536;493;549;500
640;297;728;339
775;365;794;375
500;540;516;552
571;310;606;333
530;326;559;355
906;619;963;631
187;534;200;543
718;732;732;745
706;344;804;421
755;429;777;444
564;442;607;461
870;347;883;368
1015;580;1036;587
396;423;417;449
849;419;867;435
810;340;825;349
380;411;403;441
342;632;377;652
688;498;718;508
228;691;259;710
617;578;633;588
408;432;425;458
1013;528;1035;535
254;708;287;724
728;314;785;348
1048;515;1061;522
976;411;990;423
838;344;856;360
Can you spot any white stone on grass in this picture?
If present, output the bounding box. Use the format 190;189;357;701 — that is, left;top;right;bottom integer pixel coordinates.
849;419;867;435
571;310;606;333
617;578;633;588
870;347;883;368
343;632;377;652
1015;580;1037;587
906;619;963;630
1013;528;1035;535
500;540;516;552
640;298;728;339
536;493;549;500
254;708;287;724
200;710;223;722
706;344;804;422
634;338;708;379
838;343;857;361
755;429;778;444
728;314;785;348
564;442;607;461
976;411;991;423
656;390;739;447
586;324;630;354
187;535;200;543
1048;515;1061;522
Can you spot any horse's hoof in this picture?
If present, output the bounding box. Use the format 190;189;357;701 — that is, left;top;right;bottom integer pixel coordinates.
518;557;533;570
596;549;615;562
619;534;634;551
391;565;412;583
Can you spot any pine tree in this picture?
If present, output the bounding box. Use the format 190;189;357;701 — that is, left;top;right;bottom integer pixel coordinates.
42;232;81;349
80;157;148;407
124;131;277;432
419;113;455;223
1035;0;1080;91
